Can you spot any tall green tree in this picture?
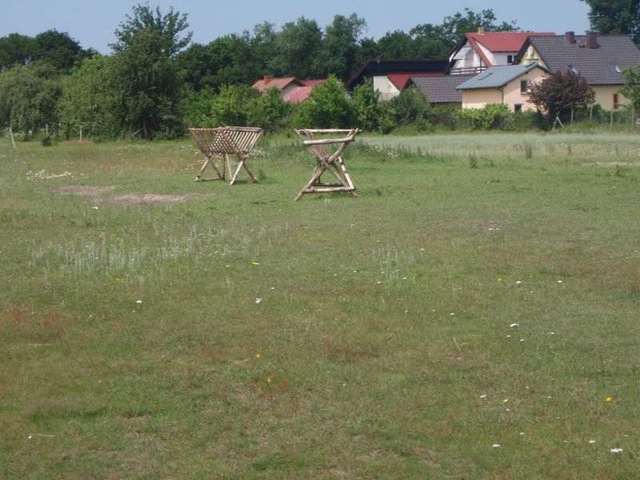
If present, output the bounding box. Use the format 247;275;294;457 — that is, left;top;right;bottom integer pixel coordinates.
112;3;192;56
34;30;90;72
58;56;118;138
0;34;37;70
271;17;323;78
320;14;367;80
0;64;62;134
622;65;640;109
107;4;190;138
582;0;640;44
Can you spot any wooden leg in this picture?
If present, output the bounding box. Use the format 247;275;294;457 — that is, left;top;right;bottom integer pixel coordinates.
242;159;258;183
295;164;327;201
195;156;225;182
230;159;245;185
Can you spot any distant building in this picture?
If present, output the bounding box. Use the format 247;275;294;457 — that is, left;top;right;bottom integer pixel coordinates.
347;60;449;100
449;30;554;75
251;76;326;104
409;75;475;105
456;63;550;112
517;32;640;110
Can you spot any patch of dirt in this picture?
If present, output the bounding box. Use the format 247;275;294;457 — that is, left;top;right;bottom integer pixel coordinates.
51;185;114;196
108;194;195;205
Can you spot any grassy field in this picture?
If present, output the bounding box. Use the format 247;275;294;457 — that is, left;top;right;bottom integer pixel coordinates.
1;132;640;479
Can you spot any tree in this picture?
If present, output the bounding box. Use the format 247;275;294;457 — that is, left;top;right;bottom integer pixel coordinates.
582;0;640;44
111;27;184;138
352;81;390;132
58;56;119;138
0;34;37;70
34;30;89;72
0;64;62;135
320;14;367;80
107;4;190;138
293;76;355;128
112;3;192;56
270;17;323;78
529;71;595;121
622;65;640;110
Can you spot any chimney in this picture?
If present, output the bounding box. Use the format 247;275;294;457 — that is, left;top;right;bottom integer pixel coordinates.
586;31;599;49
477;26;485;34
565;31;576;44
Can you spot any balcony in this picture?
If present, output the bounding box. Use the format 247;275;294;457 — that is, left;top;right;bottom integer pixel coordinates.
449;66;488;76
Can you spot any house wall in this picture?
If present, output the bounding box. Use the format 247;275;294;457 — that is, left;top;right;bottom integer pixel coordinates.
462;89;503;109
593;86;630;110
501;68;548;111
462;67;548;111
374;75;401;100
519;45;546;67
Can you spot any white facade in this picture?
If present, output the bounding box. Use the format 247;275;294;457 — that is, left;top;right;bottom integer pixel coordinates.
373;75;401;101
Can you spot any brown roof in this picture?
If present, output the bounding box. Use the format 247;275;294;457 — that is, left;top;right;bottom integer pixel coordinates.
410;75;475;103
521;35;640;85
252;76;300;93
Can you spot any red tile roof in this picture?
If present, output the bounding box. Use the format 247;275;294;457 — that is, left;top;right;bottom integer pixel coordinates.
387;72;443;91
300;79;326;87
283;86;314;104
466;32;554;53
252;76;300;93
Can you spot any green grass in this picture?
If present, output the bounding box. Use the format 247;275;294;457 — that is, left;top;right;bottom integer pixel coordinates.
1;132;640;479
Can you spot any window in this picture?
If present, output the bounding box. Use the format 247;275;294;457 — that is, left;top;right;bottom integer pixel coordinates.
614;93;620;110
520;80;530;94
514;104;523;113
507;55;514;64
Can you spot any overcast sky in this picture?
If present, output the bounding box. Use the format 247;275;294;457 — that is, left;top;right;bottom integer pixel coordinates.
2;0;591;53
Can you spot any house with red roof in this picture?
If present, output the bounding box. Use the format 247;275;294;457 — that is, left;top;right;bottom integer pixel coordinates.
449;29;554;75
347;60;450;101
251;76;327;104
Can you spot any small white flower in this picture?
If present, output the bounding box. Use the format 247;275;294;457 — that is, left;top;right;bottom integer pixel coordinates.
503;398;509;403
557;280;564;284
519;432;525;436
589;440;596;444
549;332;556;335
520;338;525;342
136;300;143;304
480;394;487;399
92;206;99;210
515;281;523;285
255;298;263;304
610;448;623;454
450;312;456;316
506;335;512;338
510;323;520;328
492;444;502;448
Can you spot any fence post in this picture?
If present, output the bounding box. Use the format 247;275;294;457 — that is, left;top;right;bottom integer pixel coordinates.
9;123;16;150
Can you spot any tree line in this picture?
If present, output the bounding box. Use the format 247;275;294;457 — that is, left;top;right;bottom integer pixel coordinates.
0;2;639;140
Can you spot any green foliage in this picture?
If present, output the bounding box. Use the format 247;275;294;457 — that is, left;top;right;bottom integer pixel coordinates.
111;3;192;56
388;87;431;126
0;33;37;69
622;66;640;110
247;89;292;131
0;64;62;135
529;71;595;122
208;84;257;126
109;6;188;139
456;104;513;130
352;81;388;132
582;0;640;44
292;76;354;128
58;56;119;138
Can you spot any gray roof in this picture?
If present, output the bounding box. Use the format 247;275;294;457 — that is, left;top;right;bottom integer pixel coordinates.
528;35;640;85
457;64;548;90
410;75;474;103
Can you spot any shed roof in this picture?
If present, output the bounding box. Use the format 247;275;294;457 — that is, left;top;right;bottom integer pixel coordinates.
410;75;474;103
457;64;548;90
252;76;300;93
348;60;448;89
522;35;640;85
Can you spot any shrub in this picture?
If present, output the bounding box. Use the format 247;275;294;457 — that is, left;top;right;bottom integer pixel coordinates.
456;104;513;130
388;86;430;126
247;88;291;132
292;76;355;128
352;81;388;132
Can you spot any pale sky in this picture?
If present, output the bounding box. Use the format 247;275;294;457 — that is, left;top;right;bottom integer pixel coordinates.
2;0;591;53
